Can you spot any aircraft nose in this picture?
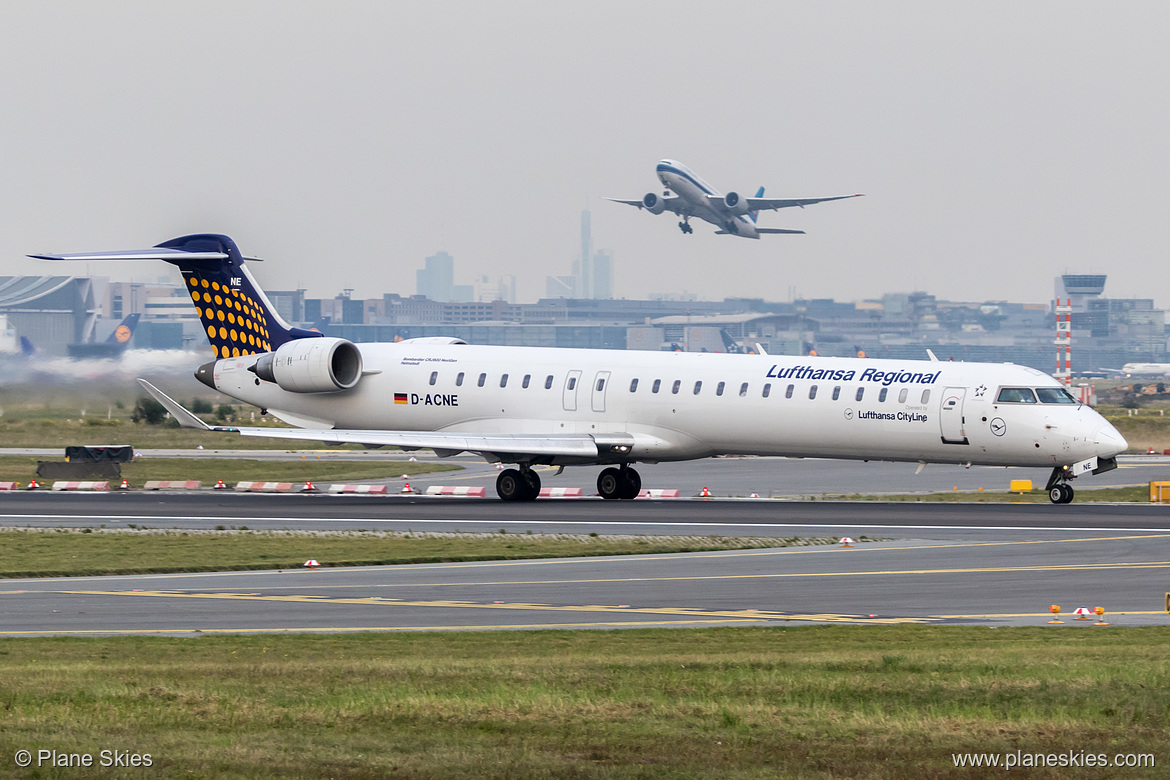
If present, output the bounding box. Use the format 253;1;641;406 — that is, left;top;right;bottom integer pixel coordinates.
1093;424;1127;458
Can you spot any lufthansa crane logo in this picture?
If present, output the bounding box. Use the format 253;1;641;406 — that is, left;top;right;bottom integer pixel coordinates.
990;417;1007;436
114;325;132;343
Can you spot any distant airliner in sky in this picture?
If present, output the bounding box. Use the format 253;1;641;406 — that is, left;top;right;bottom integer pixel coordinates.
607;159;863;238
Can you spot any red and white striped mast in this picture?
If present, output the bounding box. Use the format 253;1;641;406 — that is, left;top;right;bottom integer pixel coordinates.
1054;297;1072;386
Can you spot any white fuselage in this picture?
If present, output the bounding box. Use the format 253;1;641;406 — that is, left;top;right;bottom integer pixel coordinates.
206;342;1126;469
656;159;759;238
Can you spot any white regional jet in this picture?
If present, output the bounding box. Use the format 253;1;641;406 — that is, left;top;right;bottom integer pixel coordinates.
606;159;863;238
34;234;1126;504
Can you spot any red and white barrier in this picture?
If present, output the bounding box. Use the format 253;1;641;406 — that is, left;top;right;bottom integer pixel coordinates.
327;484;389;494
143;480;202;490
425;486;487;497
637;489;680;499
234;481;296;493
537;487;584;498
0;482;19;491
51;481;111;491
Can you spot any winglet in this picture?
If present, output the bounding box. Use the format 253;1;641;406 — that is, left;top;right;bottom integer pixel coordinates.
926;349;939;362
137;378;218;431
755;342;768;356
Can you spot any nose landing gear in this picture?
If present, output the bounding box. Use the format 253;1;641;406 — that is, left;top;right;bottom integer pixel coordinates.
1045;467;1075;504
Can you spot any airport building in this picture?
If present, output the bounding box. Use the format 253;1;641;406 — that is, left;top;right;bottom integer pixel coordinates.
2;268;1165;376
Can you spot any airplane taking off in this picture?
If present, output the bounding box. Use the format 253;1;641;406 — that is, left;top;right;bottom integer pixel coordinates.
606;159;863;238
33;234;1125;504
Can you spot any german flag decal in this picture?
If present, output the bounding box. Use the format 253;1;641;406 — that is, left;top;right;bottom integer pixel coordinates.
394;393;408;405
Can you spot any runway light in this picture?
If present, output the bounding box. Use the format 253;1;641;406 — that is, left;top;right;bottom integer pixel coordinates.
1094;606;1109;626
1048;605;1063;624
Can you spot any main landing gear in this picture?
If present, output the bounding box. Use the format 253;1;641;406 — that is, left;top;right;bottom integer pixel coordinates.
1045;467;1075;505
678;218;693;234
597;466;641;500
496;467;540;502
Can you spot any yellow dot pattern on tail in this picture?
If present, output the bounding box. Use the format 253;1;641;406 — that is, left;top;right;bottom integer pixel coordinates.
186;275;272;358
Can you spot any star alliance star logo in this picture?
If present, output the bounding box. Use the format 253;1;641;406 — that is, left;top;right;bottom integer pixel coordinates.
974;384;987;398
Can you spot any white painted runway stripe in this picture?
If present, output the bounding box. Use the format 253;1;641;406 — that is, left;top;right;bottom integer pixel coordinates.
1;513;1169;534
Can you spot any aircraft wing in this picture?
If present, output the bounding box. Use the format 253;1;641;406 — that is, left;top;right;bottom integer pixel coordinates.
603;196;687;215
741;193;864;211
137;379;603;460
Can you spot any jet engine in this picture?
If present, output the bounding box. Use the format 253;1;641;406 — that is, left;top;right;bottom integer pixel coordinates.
252;337;363;393
641;192;667;215
722;191;751;215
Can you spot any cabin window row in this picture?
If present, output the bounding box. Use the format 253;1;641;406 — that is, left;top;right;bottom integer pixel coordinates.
425;370;932;405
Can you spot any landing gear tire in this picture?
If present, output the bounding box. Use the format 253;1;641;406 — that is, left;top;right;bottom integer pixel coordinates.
618;468;641;500
521;469;541;500
1048;484;1074;504
597;467;622;500
678;220;693;235
598;467;641;499
497;468;539;502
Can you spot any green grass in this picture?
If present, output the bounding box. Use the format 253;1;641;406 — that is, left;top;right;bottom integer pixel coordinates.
0;627;1166;778
0;528;843;578
831;486;1152;503
0;456;460;487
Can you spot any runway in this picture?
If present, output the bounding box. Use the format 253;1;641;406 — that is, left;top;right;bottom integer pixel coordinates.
2;493;1169;635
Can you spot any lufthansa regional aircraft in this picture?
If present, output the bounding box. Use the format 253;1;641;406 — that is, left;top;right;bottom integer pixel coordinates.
606;159;863;238
34;234;1126;504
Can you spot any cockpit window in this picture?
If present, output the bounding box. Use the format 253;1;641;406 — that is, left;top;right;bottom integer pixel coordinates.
996;387;1037;403
1036;387;1078;404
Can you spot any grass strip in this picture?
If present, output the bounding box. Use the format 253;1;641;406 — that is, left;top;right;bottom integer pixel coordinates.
0;456;460;486
0;528;849;578
826;486;1151;503
0;626;1166;779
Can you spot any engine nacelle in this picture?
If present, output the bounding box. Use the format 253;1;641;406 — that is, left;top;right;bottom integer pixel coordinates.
641;192;667;215
252;337;363;393
722;191;751;216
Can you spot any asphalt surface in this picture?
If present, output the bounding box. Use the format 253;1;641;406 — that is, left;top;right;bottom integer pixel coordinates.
6;449;1169;499
2;492;1169;634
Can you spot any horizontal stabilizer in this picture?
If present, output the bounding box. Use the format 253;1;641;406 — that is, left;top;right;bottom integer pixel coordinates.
30;248;229;262
755;228;806;235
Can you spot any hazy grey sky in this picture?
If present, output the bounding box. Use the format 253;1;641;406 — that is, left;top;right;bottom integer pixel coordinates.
3;1;1168;308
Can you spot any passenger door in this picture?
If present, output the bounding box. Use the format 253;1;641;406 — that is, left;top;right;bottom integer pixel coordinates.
939;387;969;444
591;371;611;413
563;370;582;411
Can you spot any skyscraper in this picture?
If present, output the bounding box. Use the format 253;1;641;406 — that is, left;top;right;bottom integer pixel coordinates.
416;251;454;301
592;249;613;299
580;210;592;299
